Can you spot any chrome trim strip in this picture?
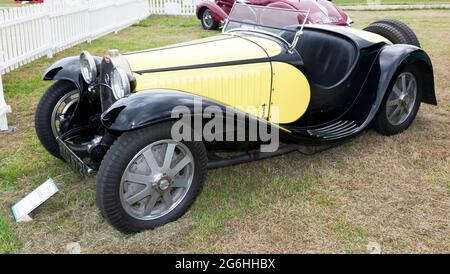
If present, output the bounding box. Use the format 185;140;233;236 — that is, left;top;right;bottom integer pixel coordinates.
309;120;345;133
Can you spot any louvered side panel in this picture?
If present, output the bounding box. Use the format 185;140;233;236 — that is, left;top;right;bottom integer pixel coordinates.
134;63;272;118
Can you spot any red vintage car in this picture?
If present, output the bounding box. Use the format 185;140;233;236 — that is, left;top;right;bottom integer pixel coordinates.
14;0;44;3
196;0;351;30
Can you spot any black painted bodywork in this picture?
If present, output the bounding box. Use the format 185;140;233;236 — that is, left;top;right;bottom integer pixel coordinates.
42;56;103;91
275;26;436;141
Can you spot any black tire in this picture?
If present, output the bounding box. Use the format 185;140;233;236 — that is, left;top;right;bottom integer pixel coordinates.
35;80;78;159
201;8;219;30
96;122;208;234
370;19;420;47
373;64;423;136
364;22;409;45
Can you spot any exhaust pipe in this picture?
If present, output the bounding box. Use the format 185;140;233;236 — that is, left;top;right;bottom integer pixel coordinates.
207;144;334;169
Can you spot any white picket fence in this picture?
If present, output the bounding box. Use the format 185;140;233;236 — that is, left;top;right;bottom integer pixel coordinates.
0;0;150;131
149;0;201;15
0;75;10;131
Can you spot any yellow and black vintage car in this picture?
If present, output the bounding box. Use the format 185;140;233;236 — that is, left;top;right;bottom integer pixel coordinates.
35;4;436;233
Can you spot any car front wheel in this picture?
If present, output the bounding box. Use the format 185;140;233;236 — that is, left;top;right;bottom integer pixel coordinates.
35;80;85;159
201;8;219;30
373;65;423;136
96;122;208;234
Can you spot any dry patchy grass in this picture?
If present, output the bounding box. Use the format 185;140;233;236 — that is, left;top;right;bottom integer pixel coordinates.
0;11;449;253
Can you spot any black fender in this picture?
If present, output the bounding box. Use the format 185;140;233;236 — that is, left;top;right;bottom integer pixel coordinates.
42;55;102;91
358;45;436;129
42;56;103;133
377;45;436;105
283;44;436;142
101;89;333;148
101;89;261;133
335;44;436;134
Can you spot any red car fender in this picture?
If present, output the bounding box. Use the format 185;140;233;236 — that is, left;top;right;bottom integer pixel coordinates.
257;1;348;25
332;3;350;24
264;2;313;24
283;0;348;25
196;2;229;22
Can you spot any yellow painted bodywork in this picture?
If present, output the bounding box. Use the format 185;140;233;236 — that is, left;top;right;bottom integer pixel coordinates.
133;63;272;119
269;62;310;124
341;27;392;44
126;35;228;55
235;35;282;57
125;34;311;124
126;35;270;72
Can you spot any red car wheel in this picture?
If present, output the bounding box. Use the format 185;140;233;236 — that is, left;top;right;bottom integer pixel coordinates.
201;8;219;30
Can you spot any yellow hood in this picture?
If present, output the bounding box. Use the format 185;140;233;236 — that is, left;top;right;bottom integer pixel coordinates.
124;34;281;72
120;34;310;125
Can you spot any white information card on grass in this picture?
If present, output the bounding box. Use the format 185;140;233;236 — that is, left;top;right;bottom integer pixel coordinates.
12;178;59;222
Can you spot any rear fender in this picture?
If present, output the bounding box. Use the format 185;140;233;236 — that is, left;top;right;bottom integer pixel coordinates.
376;45;436;106
358;45;436;129
288;45;435;142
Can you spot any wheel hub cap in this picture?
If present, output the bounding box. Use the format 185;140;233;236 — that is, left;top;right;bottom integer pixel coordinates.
159;180;170;191
386;72;418;126
120;140;195;220
51;90;79;138
154;175;171;191
203;10;213;27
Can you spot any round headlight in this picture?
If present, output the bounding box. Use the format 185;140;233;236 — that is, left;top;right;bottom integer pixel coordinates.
110;67;130;100
80;51;97;84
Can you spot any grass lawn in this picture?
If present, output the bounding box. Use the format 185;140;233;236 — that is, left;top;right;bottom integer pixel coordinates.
0;10;449;254
0;0;19;7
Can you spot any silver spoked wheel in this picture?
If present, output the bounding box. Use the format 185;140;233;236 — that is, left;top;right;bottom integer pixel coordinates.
120;140;195;220
386;72;418;126
51;90;79;138
202;9;214;29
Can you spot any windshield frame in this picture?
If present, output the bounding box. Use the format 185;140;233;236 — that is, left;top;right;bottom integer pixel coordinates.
222;3;310;52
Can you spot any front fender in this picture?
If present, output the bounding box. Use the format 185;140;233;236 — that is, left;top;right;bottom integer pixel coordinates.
42;55;102;91
101;89;259;132
196;2;228;22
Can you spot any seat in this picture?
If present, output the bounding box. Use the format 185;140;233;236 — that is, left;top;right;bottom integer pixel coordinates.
294;29;358;87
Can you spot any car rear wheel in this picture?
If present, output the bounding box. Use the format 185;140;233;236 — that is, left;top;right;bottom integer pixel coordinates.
373;65;423;136
201;8;219;30
371;19;420;47
96;122;208;234
364;20;420;47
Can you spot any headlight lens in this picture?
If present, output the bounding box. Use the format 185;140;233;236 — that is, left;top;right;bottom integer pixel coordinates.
80;51;97;84
110;67;130;100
